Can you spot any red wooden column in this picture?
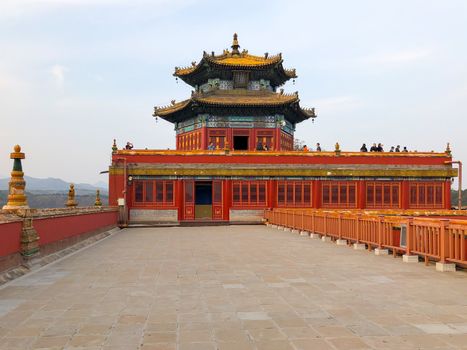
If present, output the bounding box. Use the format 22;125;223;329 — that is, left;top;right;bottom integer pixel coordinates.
200;127;207;150
274;128;281;151
312;180;321;209
223;179;231;221
444;180;452;210
248;129;254;151
268;180;276;209
401;180;410;209
357;181;366;209
176;179;184;221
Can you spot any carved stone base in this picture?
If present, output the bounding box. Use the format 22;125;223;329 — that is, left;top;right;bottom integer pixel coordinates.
375;248;389;256
353;243;366;250
20;217;40;258
435;262;456;272
403;254;419;263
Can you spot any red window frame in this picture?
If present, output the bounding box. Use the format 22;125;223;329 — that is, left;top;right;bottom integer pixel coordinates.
133;180;175;207
232;181;267;208
322;181;357;208
277;181;312;207
409;182;444;208
366;182;401;209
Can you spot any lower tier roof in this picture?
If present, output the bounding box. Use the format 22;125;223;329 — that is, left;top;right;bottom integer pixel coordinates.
153;90;316;124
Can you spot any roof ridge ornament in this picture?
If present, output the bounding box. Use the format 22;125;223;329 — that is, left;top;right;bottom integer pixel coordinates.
231;33;240;56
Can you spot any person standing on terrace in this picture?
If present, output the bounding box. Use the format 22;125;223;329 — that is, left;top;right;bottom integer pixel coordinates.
256;140;264;151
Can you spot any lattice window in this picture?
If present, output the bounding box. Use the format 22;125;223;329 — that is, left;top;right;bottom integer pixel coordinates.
322;181;357;208
366;182;400;209
232;181;267;207
233;71;249;88
409;182;444;208
134;180;175;206
277;181;312;207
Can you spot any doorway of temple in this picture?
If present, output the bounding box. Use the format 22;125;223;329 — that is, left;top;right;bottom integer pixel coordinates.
233;136;249;150
195;181;212;219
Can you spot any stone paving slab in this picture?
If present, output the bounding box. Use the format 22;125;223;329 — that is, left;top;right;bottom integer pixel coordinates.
0;225;466;349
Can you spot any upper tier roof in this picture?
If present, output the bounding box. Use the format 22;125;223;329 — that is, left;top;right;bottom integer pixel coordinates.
174;34;297;88
153;89;316;124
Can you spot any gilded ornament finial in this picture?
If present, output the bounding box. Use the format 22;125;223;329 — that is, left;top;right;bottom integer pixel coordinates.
335;142;341;156
2;144;29;210
94;189;102;206
66;183;78;207
445;142;451;155
231;33;240;56
112;139;118;153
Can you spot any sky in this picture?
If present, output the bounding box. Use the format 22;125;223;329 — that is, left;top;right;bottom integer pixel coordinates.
0;0;466;186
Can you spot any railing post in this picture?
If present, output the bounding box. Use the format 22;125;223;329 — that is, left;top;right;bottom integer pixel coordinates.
324;213;327;237
356;214;361;243
311;211;315;233
406;217;413;255
439;219;449;263
338;213;342;240
378;215;384;248
301;211;304;231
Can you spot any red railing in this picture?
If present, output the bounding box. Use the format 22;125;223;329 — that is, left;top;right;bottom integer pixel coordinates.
264;208;467;268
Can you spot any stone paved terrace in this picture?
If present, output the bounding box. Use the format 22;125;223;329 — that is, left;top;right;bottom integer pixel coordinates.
1;226;467;350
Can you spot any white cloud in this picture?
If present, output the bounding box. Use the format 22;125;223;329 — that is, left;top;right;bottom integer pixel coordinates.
361;48;433;65
50;65;68;88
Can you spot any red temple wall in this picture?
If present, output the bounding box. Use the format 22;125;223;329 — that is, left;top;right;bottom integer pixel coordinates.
177;129;204;150
176;127;295;151
36;211;118;246
109;173;124;206
120;178;453;221
114;153;451;166
0;221;22;257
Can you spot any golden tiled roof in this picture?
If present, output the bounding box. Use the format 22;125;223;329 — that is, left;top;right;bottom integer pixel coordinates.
174;34;296;78
154;99;191;116
175;53;284;76
196;89;298;106
154;90;301;116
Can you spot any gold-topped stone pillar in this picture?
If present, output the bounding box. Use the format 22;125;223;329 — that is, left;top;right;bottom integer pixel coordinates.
3;145;29;210
94;189;102;206
66;184;78;207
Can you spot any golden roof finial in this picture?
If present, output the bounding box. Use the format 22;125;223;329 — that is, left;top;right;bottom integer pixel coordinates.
231;33;240;56
445;142;451;155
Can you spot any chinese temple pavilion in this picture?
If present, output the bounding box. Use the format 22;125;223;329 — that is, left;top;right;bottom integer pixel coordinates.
109;34;457;224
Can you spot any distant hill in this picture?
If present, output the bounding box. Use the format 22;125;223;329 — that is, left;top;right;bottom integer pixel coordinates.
0;190;108;208
0;176;107;194
451;189;467;208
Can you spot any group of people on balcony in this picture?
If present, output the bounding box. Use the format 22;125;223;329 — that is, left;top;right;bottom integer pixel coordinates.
301;143;321;152
361;143;408;152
